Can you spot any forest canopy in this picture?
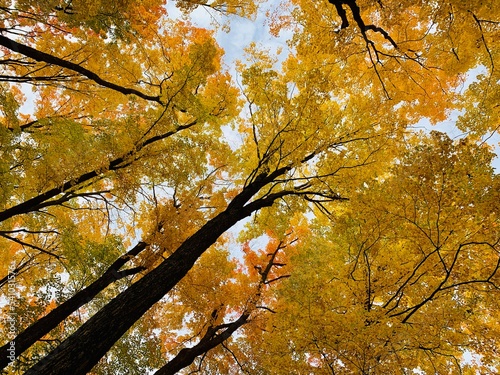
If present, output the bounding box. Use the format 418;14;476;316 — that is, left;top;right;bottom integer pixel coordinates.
0;0;499;374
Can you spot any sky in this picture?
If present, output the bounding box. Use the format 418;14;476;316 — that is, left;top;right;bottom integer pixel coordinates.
165;1;290;68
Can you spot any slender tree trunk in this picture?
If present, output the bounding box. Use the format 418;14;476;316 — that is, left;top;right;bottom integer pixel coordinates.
0;242;147;370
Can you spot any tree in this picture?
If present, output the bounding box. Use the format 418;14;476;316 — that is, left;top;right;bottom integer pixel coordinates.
0;0;499;374
243;131;500;374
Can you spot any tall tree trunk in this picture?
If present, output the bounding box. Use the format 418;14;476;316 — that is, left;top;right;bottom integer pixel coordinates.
0;242;147;370
24;172;281;375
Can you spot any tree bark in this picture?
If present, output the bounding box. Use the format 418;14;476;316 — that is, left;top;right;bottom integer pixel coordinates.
0;242;147;370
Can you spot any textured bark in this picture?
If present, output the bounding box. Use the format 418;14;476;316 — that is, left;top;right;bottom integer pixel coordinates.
24;173;280;375
0;242;147;370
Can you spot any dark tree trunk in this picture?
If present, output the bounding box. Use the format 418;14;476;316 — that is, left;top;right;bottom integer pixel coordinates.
0;242;147;370
24;172;281;375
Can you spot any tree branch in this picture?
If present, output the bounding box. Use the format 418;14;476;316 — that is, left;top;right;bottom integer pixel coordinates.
0;34;163;104
0;118;197;223
154;313;250;375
